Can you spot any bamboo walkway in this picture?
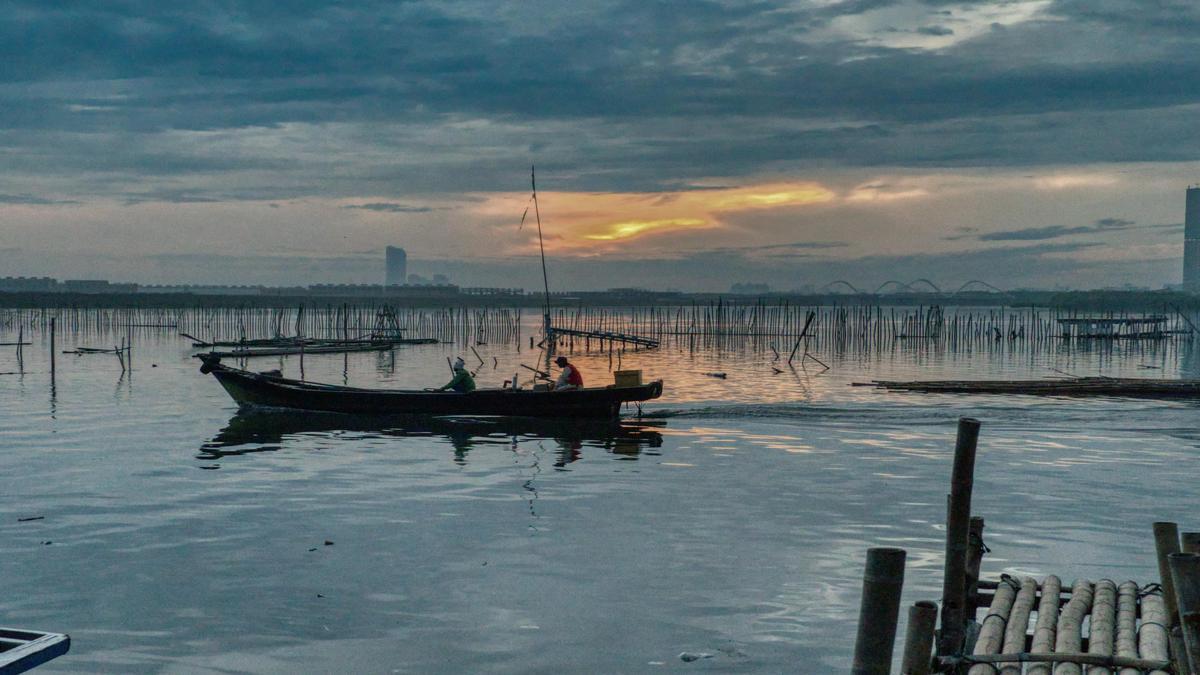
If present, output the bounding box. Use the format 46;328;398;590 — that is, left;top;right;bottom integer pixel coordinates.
851;419;1197;675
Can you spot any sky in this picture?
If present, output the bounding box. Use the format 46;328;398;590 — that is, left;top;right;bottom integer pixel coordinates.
2;0;1199;291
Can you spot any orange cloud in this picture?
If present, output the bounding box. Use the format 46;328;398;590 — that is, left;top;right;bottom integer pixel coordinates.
471;181;836;252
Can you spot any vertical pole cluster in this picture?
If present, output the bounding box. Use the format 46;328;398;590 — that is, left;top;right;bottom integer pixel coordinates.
851;418;980;674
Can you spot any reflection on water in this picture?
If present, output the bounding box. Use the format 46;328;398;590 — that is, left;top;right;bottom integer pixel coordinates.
7;314;1200;672
199;411;665;467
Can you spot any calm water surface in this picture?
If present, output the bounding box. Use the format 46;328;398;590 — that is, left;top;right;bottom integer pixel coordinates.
4;320;1200;673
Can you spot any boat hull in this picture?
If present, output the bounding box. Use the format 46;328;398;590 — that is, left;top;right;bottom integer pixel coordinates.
201;357;662;418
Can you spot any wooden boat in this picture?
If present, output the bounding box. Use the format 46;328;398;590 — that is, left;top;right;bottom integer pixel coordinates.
199;355;663;418
860;377;1200;399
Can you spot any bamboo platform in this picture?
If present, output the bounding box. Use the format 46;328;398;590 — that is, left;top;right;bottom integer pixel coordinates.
945;577;1172;673
850;419;1198;675
859;377;1200;399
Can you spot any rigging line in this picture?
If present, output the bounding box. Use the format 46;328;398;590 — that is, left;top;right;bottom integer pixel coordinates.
531;165;552;332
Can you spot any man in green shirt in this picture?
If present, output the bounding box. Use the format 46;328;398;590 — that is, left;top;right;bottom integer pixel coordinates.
439;357;476;392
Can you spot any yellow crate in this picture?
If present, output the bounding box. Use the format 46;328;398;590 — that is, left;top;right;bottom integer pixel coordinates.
614;370;643;387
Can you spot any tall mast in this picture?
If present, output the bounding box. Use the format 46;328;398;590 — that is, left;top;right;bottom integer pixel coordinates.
531;165;552;336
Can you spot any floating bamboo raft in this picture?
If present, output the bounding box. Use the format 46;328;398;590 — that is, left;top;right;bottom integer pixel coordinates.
547;326;659;349
859;377;1200;399
947;577;1171;673
850;419;1195;675
195;343;397;358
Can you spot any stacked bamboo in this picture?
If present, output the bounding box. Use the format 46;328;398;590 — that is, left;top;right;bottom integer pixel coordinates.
958;577;1169;673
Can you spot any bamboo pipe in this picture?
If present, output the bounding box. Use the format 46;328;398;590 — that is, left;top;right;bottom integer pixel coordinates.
942;653;1170;670
1052;579;1094;675
968;578;1018;675
900;601;937;675
999;577;1038;675
1139;591;1171;675
851;547;907;675
1115;581;1138;675
1087;579;1117;673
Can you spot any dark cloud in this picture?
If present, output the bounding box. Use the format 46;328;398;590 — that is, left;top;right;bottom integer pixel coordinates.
955;218;1143;242
1;0;1200;196
343;203;440;213
0;193;79;205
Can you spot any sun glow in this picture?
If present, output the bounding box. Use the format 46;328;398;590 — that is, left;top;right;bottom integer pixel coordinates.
584;218;707;241
471;180;836;252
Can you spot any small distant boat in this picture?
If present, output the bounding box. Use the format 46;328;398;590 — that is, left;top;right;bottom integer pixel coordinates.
198;355;663;418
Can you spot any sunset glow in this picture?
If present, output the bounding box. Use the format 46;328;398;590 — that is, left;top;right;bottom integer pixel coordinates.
472;181;836;252
584;218;707;241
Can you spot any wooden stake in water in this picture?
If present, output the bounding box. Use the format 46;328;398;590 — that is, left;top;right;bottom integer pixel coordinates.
49;317;56;380
851;547;906;675
900;600;937;675
1170;552;1200;674
938;417;981;657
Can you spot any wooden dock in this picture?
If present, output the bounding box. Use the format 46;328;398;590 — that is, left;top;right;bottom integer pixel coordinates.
851;419;1197;674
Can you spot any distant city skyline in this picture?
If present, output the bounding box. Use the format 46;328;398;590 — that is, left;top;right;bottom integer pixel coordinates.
2;2;1199;290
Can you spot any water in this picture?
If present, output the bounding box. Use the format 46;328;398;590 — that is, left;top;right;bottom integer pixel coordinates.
3;317;1200;673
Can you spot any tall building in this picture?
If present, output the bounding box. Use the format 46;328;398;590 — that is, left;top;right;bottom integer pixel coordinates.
1187;189;1200;291
385;246;407;286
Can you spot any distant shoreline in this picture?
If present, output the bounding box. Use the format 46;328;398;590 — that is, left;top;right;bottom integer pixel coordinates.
1;288;1196;311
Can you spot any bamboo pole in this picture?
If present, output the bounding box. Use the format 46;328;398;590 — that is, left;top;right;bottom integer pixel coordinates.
900;601;937;675
1087;579;1117;671
1026;574;1062;675
1052;579;1094;675
1115;581;1139;675
852;547;907;675
998;577;1038;675
965;517;986;617
1170;552;1200;674
968;577;1018;675
1154;522;1182;627
938;417;982;657
1139;591;1172;675
1184;532;1200;555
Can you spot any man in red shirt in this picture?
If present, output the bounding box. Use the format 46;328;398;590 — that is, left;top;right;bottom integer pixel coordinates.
554;356;583;391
